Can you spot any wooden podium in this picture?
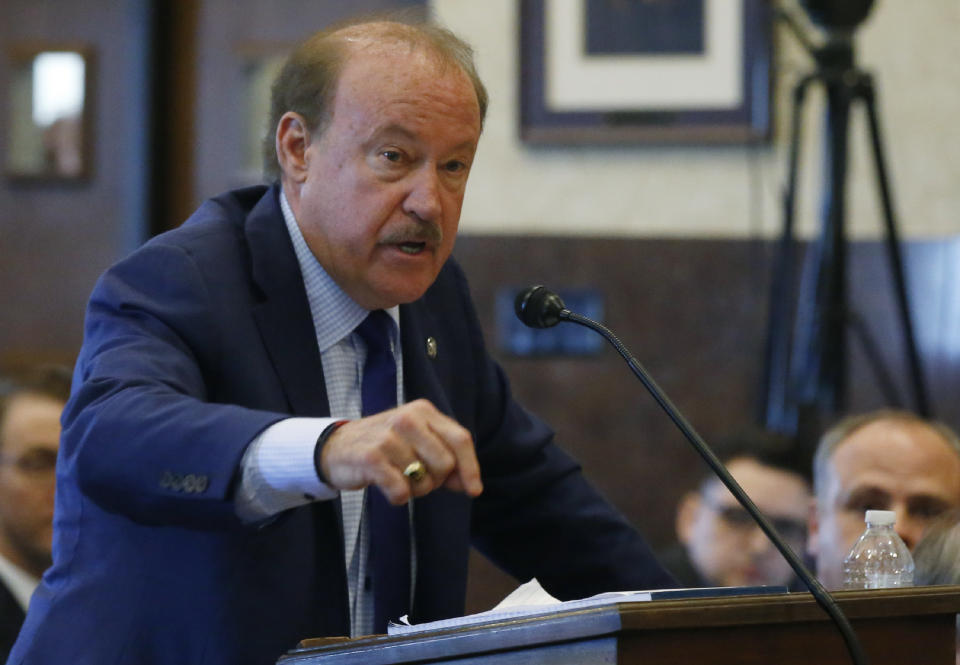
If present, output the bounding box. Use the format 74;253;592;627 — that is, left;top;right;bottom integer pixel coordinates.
279;586;960;665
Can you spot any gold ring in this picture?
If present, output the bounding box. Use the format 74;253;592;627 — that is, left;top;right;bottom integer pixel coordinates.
403;460;427;482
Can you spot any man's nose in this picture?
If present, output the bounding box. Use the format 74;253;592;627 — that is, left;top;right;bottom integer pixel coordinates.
747;524;772;553
891;505;924;549
403;166;442;222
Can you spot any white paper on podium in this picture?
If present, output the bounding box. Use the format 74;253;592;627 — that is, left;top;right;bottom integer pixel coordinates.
389;578;788;635
389;578;653;635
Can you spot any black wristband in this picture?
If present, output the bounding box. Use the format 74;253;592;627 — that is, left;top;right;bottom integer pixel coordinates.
313;420;348;484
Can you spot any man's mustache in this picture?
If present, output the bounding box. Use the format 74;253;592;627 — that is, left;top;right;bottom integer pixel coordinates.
380;220;443;246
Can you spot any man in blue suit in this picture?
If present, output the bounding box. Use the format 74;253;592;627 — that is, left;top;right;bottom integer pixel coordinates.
9;19;674;665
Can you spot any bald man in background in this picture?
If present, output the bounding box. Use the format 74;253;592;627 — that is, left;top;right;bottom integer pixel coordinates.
807;410;960;589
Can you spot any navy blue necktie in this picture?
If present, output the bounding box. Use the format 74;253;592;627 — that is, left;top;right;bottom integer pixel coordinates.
355;310;411;633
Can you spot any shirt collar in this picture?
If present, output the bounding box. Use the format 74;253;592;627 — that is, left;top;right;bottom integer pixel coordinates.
279;188;399;350
0;552;39;612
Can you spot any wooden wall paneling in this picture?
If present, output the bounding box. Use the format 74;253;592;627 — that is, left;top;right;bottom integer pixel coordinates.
455;236;776;612
0;0;152;360
150;0;198;235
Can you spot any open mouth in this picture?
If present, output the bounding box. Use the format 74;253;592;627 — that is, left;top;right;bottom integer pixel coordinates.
398;242;427;255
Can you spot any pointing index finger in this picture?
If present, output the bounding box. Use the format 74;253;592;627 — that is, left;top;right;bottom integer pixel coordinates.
427;417;482;497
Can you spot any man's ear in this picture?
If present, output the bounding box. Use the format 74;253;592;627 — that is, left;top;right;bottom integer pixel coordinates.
275;112;311;184
676;491;701;544
806;496;820;557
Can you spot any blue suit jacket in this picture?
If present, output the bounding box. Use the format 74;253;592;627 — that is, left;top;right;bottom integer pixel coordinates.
9;185;674;665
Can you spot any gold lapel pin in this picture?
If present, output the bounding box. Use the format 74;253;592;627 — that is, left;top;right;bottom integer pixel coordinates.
425;336;438;359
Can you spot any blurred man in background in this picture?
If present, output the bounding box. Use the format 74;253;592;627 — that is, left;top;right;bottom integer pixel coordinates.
0;365;70;661
662;429;810;588
808;410;960;589
913;509;960;665
914;508;960;586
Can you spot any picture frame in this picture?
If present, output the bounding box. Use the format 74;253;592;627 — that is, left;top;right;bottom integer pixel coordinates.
519;0;773;145
5;42;94;180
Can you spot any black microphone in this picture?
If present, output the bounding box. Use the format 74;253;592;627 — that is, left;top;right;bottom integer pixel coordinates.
514;285;567;328
514;285;867;665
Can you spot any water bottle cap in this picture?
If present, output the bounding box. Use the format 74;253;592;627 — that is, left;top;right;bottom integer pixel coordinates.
865;509;896;525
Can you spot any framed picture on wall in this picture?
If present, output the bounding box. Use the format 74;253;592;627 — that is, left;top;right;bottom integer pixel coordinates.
5;43;94;180
519;0;772;145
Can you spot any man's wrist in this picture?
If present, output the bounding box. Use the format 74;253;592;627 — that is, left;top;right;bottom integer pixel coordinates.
313;420;348;483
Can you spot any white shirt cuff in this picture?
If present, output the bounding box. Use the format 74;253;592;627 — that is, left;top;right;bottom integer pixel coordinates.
235;417;342;523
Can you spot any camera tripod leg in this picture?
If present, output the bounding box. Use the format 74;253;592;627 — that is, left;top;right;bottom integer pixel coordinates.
791;81;855;415
764;74;854;432
762;66;933;436
847;309;905;407
861;84;931;416
761;76;816;431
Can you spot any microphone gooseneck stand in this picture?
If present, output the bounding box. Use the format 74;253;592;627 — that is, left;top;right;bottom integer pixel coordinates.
515;285;868;665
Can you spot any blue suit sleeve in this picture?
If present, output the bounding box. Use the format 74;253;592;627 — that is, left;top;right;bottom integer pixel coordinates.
62;240;286;529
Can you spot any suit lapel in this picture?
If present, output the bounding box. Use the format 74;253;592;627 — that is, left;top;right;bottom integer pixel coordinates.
244;188;353;631
400;298;472;622
399;300;453;416
246;185;330;418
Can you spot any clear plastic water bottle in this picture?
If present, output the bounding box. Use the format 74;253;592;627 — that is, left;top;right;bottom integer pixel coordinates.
842;509;915;589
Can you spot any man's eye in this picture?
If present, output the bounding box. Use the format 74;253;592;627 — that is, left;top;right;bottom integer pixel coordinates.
910;499;950;520
444;160;466;173
844;494;889;514
381;150;403;163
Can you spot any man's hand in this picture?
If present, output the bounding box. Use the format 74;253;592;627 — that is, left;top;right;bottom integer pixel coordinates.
319;399;483;504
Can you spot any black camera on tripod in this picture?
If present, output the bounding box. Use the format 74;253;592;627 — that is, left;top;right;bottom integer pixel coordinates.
761;0;930;439
800;0;874;31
